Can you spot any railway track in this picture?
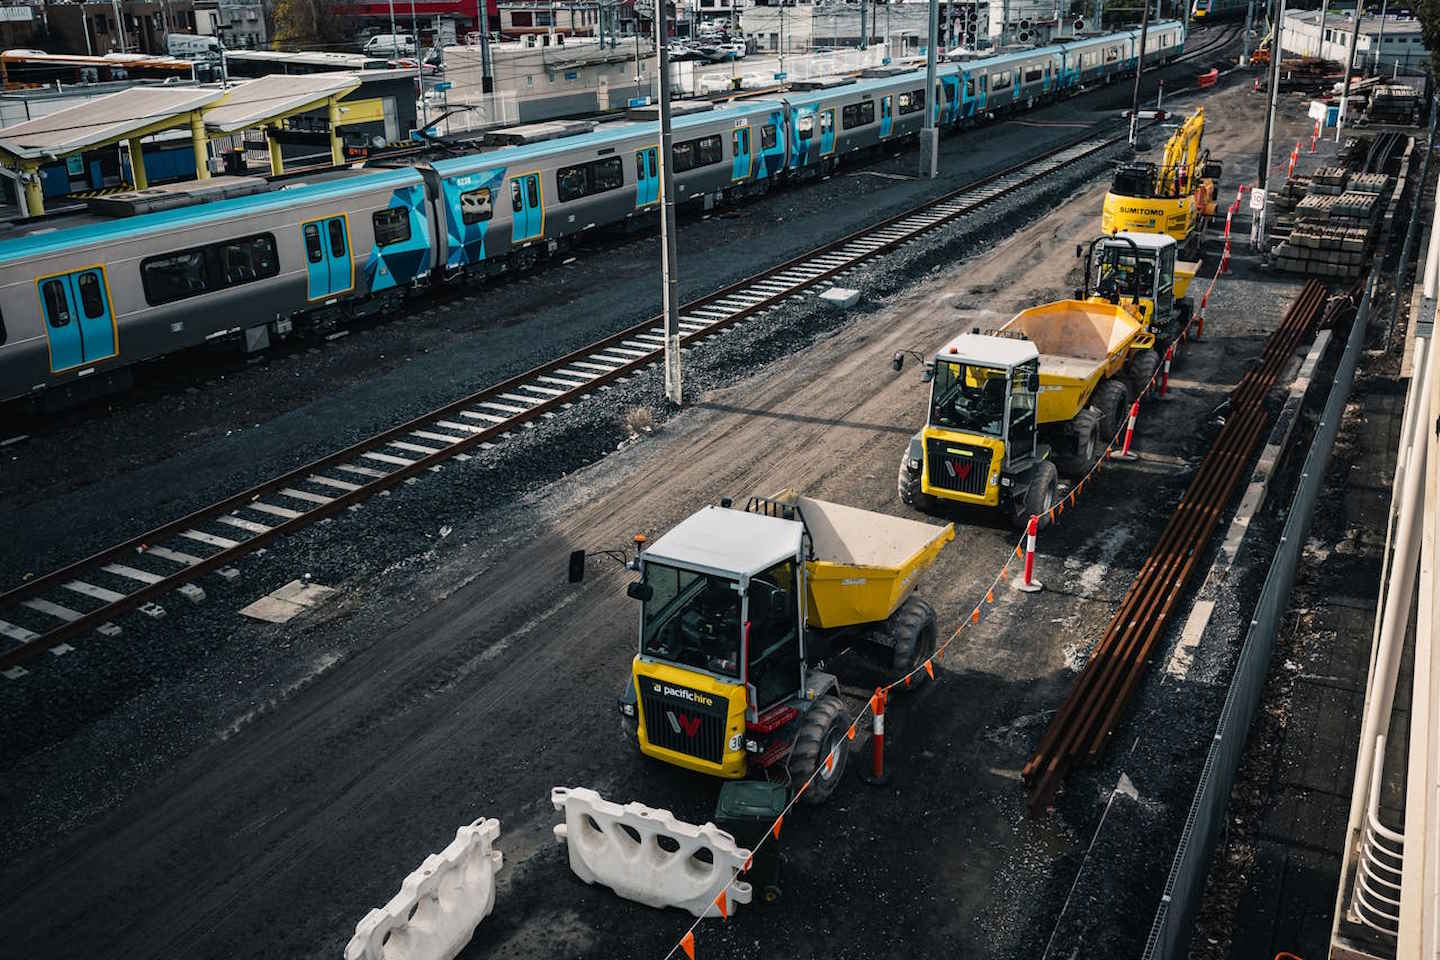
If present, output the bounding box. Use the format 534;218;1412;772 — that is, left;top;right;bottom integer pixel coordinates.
1021;278;1338;813
0;28;1246;677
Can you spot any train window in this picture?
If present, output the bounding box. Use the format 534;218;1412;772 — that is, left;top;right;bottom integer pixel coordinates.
820;110;833;134
557;165;588;202
592;156;623;192
760;124;777;150
965;77;975;96
841;100;875;129
636;153;645;179
672;134;723;172
1105;46;1118;62
461;187;492;224
0;307;5;346
328;219;347;258
993;71;1010;88
526;176;539;207
218;235;280;284
141;249;208;305
898;88;926;115
76;272;104;319
40;279;71;328
372;207;411;246
557;157;625;202
1024;67;1042;83
304;223;323;263
512;181;523;213
795;116;814;141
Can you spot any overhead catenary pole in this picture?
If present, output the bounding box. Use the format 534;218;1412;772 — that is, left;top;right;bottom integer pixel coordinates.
1126;0;1150;147
1254;0;1286;250
387;0;398;54
1372;0;1387;72
920;0;939;177
1335;3;1364;140
411;0;426;127
656;0;682;405
1242;0;1255;65
1315;0;1330;59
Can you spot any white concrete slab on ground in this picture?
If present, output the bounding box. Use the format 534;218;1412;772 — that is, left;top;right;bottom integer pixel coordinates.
240;580;338;624
819;287;861;308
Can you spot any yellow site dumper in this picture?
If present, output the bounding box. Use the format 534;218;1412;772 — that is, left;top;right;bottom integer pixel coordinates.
1082;232;1194;342
897;246;1162;525
570;492;953;804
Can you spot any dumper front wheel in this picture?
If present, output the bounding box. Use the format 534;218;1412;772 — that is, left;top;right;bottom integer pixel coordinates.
888;596;937;684
1091;379;1132;445
1127;350;1161;400
1057;408;1100;476
788;695;852;805
1016;460;1058;529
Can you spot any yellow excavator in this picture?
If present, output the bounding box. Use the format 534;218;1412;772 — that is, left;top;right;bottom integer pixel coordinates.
1101;107;1222;261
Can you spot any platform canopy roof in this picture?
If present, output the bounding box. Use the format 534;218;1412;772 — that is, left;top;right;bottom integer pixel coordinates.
201;73;363;135
0;86;227;163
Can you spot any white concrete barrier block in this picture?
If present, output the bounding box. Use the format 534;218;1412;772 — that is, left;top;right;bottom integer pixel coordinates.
344;818;503;960
552;786;752;918
819;287;861;309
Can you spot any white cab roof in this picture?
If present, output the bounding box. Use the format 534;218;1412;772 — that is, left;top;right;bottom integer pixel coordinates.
1109;231;1177;250
935;333;1039;368
643;505;803;579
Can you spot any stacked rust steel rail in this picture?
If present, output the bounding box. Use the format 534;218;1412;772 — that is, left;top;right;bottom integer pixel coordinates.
1023;278;1336;813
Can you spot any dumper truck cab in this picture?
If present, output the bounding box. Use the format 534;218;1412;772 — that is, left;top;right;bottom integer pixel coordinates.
575;494;952;804
896;333;1061;526
1084;232;1191;343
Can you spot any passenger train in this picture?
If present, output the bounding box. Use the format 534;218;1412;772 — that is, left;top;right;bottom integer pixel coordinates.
0;21;1185;406
1190;0;1252;20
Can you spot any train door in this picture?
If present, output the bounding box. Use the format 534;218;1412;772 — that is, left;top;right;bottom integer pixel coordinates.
634;147;658;207
37;267;117;372
819;108;835;156
731;125;752;181
510;172;543;243
880;95;893;137
978;74;988;112
302;216;353;300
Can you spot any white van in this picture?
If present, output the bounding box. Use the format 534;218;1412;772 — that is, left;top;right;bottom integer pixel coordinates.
363;34;417;56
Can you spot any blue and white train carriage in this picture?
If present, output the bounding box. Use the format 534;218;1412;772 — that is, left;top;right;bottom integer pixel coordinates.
0;20;1187;407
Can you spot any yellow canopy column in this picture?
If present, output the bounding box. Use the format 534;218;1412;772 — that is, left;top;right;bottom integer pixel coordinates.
267;124;285;175
126;137;149;190
19;161;44;217
327;97;344;166
190;110;211;181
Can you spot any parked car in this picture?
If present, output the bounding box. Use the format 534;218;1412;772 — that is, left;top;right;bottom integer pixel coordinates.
363;33;417;56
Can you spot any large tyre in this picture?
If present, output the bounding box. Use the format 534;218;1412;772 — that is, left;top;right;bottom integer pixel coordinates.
787;694;852;805
1015;459;1058;529
897;455;936;513
886;596;937;684
1090;378;1132;445
1057;408;1100;476
1126;349;1161;401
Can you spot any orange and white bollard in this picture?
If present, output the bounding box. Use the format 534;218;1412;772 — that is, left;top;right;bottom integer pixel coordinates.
1018;515;1044;593
1310;119;1320;153
863;687;891;785
1159;343;1175;397
1110;400;1141;461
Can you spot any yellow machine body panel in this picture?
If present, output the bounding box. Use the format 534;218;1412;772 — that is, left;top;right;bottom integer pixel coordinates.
920;428;1006;506
999;300;1147;423
632;659;749;778
1175;260;1199;299
805;524;955;628
1101;192;1195;247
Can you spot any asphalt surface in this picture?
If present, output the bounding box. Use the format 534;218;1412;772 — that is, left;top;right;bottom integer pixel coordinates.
0;33;1278;960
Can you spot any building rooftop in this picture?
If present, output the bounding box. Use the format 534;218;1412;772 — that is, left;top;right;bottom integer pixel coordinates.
1284;9;1424;34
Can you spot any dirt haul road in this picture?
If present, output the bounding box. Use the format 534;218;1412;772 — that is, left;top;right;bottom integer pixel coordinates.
0;77;1303;959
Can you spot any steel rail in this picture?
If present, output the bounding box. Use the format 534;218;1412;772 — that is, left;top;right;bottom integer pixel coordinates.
1023;279;1330;812
0;131;1133;673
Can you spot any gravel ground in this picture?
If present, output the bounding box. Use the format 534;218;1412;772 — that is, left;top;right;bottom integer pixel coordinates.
0;36;1291;960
